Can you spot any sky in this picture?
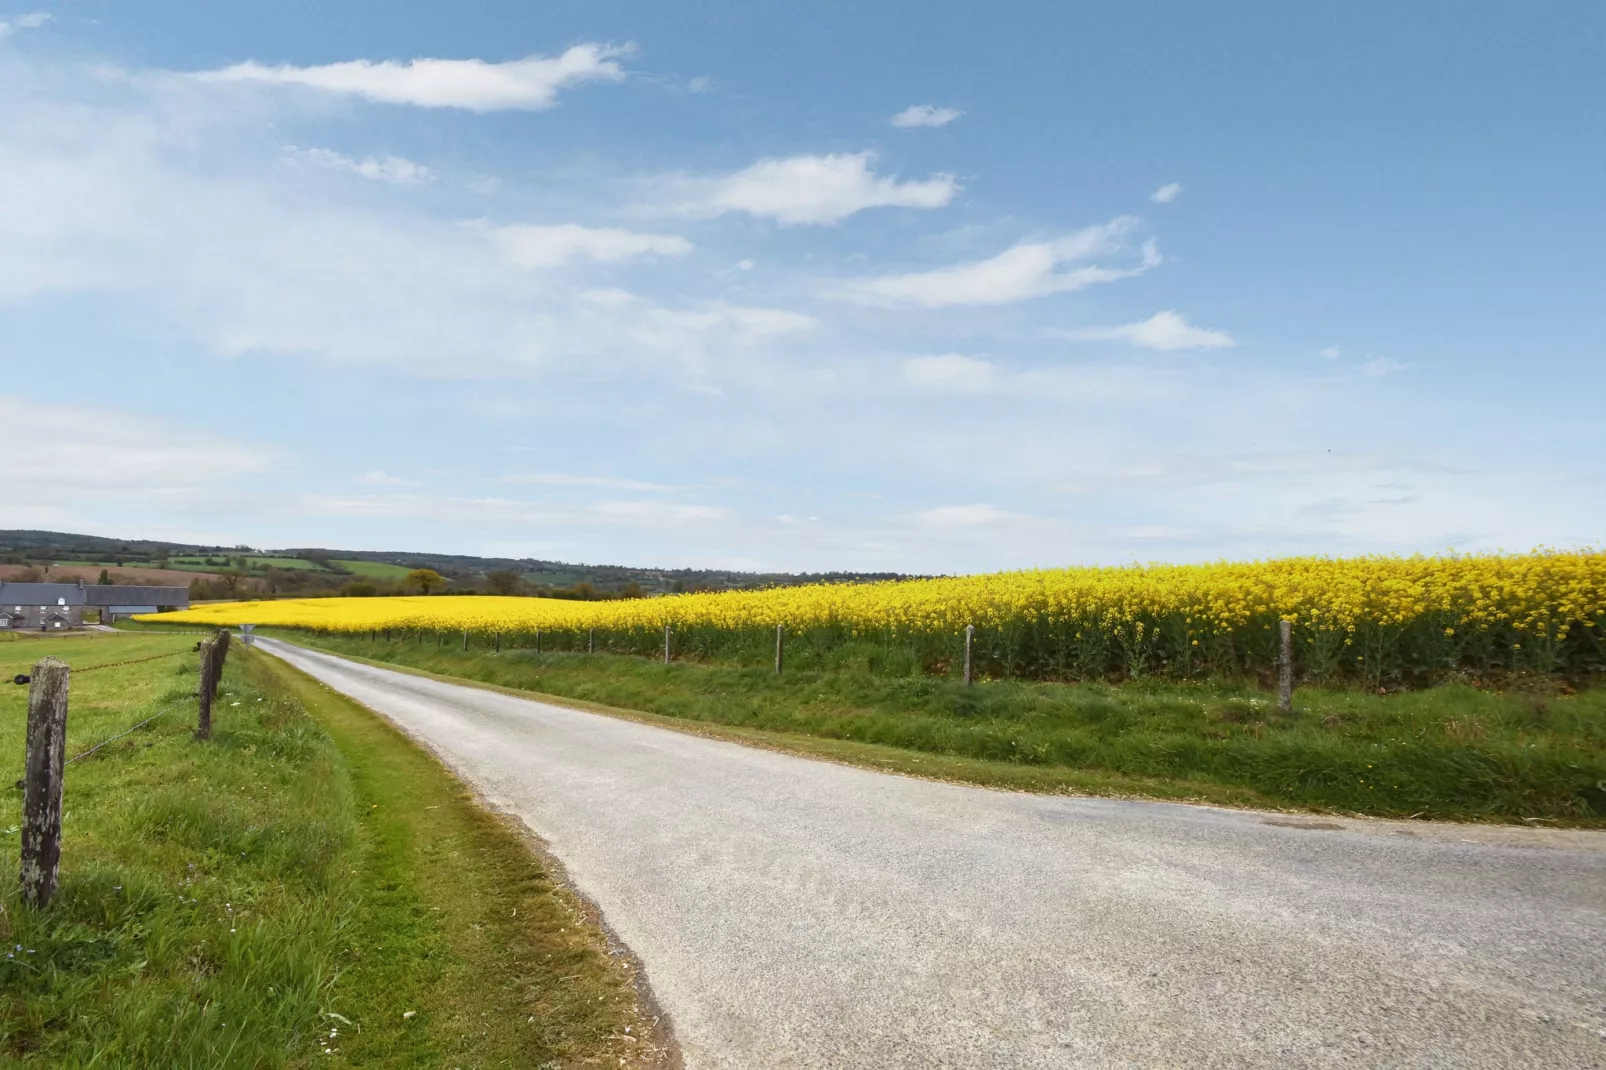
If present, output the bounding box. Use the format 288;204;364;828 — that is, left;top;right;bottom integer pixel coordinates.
1;2;1602;573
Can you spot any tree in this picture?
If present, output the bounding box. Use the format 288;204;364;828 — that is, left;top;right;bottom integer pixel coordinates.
485;570;524;596
342;581;379;597
97;569;112;585
405;568;446;595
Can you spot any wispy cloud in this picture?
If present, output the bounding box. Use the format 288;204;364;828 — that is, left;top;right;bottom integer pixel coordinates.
0;11;48;37
652;152;957;225
1359;356;1406;378
901;354;999;393
285;146;434;185
488;223;692;268
844;218;1158;307
891;104;962;128
195;43;632;111
1054;310;1234;351
497;473;678;491
356;470;420;486
914;504;1021;528
1150;182;1182;204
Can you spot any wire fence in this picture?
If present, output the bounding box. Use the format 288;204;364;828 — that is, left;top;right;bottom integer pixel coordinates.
63;694;192;766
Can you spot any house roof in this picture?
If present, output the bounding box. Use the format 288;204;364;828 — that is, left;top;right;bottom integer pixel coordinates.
83;585;189;607
0;582;87;605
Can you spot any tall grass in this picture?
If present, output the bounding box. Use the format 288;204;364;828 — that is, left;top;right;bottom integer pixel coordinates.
314;635;1606;825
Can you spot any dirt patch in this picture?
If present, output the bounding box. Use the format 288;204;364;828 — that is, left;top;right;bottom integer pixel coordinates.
0;564;218;585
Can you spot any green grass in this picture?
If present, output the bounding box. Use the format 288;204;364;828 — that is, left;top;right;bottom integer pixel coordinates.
330;561;413;582
0;633;663;1067
300;634;1606;826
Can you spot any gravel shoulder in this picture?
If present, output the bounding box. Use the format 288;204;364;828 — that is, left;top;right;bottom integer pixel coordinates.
260;638;1606;1070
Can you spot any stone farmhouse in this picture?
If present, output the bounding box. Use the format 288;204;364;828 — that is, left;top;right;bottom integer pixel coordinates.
0;582;190;630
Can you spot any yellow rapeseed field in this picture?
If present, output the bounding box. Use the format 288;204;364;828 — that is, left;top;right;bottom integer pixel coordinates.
147;551;1605;683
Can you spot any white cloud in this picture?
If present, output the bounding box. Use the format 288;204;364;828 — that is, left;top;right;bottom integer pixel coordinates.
1056;310;1234;351
1150;182;1182;204
1320;346;1343;359
285;146;434;185
196;43;631;112
489;223;692;268
657;152;957;225
845;218;1157;307
1359;356;1406;378
0;11;48;37
902;354;998;393
914;504;1020;528
356;470;420;486
304;494;725;526
498;473;677;491
0;69;808;379
0;396;273;525
891;104;962;129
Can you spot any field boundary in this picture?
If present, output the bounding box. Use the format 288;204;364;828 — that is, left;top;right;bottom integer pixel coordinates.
266;637;1606;847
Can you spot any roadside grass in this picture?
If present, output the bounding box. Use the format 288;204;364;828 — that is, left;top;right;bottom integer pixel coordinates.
300;634;1606;825
0;634;664;1067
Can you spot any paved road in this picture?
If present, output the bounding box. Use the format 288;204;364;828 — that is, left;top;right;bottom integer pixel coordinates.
259;639;1606;1069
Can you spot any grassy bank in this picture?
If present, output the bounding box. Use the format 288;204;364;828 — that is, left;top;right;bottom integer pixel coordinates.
300;634;1606;825
1;633;666;1067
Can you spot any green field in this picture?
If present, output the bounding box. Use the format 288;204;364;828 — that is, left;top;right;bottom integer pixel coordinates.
331;559;414;581
0;632;658;1066
300;633;1606;826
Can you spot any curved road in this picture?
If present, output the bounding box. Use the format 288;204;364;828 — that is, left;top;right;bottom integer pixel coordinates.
260;639;1606;1069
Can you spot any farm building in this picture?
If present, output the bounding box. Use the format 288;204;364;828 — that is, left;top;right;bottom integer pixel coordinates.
0;581;189;629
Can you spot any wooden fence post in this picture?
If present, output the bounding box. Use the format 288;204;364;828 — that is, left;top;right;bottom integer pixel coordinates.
211;630;231;699
196;636;217;740
1277;619;1294;713
588;628;595;654
664;624;672;665
963;624;975;687
494;631;501;653
535;629;542;655
775;624;784;675
462;629;468;652
20;657;69;908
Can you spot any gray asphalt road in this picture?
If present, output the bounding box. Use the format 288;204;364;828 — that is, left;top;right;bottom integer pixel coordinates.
259;639;1606;1069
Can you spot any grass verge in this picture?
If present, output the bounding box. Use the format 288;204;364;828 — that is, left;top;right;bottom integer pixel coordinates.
1;633;668;1067
295;634;1606;826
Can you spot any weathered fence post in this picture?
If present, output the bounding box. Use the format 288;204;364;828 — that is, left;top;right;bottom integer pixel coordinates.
494;631;501;654
196;635;217;740
588;628;595;654
664;624;672;665
535;629;542;655
462;629;468;652
211;630;231;699
1277;619;1294;713
775;624;784;675
963;624;975;687
20;657;69;908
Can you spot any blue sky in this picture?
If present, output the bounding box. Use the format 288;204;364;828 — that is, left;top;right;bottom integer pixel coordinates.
1;2;1601;572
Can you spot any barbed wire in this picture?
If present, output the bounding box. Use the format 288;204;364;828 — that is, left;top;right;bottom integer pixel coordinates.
73;648;191;674
64;694;193;766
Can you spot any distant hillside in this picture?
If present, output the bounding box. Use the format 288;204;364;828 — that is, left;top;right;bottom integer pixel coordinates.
0;530;909;598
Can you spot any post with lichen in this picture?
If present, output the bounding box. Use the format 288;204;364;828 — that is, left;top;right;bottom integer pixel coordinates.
211;629;231;699
1277;619;1294;713
21;657;70;907
664;624;672;665
963;624;975;686
196;635;218;740
775;624;784;675
588;628;595;654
